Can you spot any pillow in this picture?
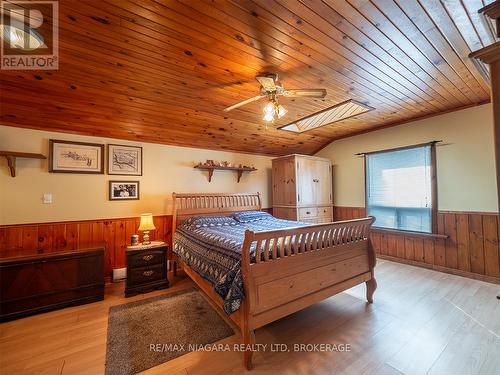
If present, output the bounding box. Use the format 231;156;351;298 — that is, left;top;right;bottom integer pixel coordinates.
184;215;238;228
232;210;272;223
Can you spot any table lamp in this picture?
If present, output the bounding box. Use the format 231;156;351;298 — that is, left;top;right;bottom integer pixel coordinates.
138;213;155;245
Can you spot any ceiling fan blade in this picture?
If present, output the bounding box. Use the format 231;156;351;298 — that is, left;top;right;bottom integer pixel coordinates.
223;95;266;112
256;76;277;91
282;89;327;98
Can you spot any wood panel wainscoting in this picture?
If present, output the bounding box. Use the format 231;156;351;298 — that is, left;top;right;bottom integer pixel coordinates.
0;216;172;282
334;207;500;284
2;207;496;285
0;208;274;282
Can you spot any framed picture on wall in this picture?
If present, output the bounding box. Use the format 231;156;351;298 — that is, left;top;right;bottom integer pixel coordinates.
49;140;104;174
107;144;143;176
109;181;140;200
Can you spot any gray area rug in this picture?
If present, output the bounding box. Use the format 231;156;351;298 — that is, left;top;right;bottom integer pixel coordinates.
105;288;234;375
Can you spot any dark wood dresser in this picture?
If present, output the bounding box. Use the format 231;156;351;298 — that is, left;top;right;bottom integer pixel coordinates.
125;241;169;297
0;248;104;321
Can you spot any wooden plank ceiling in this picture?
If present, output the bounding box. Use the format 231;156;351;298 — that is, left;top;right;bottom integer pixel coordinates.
0;0;496;156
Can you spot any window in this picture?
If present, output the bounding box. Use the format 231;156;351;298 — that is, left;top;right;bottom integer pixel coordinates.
365;144;435;233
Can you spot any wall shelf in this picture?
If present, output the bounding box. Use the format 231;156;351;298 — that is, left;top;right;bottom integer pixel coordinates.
0;151;46;177
194;165;257;183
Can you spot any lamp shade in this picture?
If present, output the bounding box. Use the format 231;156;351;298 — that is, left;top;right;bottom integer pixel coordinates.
138;213;156;231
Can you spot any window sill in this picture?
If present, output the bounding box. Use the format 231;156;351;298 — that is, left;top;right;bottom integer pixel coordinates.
371;227;448;240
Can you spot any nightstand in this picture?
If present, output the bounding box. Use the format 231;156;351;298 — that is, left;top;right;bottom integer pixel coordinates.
125;241;169;297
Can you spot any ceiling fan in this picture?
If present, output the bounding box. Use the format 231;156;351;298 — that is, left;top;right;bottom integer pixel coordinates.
223;73;327;122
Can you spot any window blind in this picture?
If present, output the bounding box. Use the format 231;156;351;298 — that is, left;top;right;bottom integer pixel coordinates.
366;145;432;233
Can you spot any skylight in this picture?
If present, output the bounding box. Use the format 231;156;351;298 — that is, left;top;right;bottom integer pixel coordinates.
279;99;373;133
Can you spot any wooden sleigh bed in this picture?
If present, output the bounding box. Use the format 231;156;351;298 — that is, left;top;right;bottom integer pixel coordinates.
171;192;377;370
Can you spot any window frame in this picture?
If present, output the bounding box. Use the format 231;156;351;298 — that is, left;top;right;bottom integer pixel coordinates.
363;142;438;234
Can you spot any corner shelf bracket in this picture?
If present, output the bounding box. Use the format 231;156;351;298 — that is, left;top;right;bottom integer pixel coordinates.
0;151;46;177
194;165;257;183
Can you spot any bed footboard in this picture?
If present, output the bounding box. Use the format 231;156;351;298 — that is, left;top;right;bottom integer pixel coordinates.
240;217;376;369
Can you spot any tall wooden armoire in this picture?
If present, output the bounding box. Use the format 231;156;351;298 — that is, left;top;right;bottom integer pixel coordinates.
272;154;333;224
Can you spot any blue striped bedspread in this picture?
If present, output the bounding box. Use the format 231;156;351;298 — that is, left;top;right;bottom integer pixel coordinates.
173;212;309;314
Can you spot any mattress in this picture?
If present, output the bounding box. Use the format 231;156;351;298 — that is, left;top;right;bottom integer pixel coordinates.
173;211;308;314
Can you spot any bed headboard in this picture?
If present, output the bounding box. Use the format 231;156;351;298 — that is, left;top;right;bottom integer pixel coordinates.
172;192;262;229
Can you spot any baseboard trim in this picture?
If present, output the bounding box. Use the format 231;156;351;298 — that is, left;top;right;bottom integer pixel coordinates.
377;255;500;285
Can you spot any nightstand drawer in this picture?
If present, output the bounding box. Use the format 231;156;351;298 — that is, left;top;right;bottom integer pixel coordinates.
127;249;165;268
125;241;168;297
128;263;165;285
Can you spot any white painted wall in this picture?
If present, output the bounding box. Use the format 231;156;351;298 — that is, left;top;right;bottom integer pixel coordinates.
316;104;498;212
0;126;273;224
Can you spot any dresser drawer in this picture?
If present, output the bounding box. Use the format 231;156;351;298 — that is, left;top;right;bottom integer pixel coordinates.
128;263;165;285
127;249;165;268
317;207;333;220
298;207;333;219
298;207;317;219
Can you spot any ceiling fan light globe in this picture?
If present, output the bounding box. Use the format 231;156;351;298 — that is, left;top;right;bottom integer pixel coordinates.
263;112;274;122
263;102;275;114
263;107;274;116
